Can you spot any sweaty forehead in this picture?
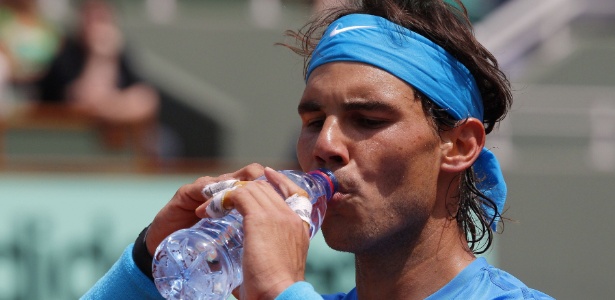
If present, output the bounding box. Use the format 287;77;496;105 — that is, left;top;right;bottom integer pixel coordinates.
299;63;418;115
304;62;415;99
308;61;396;82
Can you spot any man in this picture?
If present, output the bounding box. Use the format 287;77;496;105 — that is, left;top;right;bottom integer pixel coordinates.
83;0;553;299
37;0;160;156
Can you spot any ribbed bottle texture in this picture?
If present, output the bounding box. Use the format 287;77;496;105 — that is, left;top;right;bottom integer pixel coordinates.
152;169;337;300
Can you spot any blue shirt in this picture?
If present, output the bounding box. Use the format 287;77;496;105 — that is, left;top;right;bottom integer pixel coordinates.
83;244;553;300
277;258;553;300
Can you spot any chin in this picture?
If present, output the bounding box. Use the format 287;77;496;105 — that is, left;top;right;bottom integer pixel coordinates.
321;221;362;253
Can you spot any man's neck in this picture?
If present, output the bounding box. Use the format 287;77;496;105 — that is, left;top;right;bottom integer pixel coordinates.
353;219;475;300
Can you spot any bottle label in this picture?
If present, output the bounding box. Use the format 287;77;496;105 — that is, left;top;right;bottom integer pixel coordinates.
202;179;239;198
206;187;237;218
202;180;313;225
203;180;240;218
285;193;312;225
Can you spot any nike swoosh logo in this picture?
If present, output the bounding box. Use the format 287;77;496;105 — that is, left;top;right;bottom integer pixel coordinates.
329;25;376;37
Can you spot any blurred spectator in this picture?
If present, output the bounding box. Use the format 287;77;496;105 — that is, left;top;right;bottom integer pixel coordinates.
0;0;59;102
36;0;160;158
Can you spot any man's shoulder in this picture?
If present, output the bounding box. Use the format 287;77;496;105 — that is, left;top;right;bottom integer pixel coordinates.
462;258;554;299
425;258;553;299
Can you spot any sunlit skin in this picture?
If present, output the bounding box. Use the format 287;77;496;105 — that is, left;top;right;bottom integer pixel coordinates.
296;62;482;299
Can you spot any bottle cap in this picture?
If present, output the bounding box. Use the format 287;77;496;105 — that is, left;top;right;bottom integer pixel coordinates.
308;168;338;200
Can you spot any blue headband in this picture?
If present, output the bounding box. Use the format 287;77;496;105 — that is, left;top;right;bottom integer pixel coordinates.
306;14;505;230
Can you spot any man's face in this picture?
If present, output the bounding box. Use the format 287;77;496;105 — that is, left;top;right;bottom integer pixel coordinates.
296;62;444;254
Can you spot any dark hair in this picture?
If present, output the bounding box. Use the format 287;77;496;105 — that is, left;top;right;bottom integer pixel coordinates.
282;0;512;254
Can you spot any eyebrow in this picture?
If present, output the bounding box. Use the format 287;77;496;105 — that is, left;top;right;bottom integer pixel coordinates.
298;99;399;114
297;101;321;114
345;100;399;113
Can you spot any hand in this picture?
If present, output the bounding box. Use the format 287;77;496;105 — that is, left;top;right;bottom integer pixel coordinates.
225;167;311;299
145;163;266;255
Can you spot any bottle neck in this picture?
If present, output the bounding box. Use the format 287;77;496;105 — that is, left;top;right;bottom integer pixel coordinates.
308;169;338;201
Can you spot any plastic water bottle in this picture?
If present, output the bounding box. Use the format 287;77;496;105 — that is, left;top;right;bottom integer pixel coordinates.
152;169;338;300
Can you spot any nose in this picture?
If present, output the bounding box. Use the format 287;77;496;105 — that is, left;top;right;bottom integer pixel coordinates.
312;118;349;167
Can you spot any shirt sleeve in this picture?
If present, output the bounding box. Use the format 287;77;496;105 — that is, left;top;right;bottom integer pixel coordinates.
80;244;163;300
275;282;324;300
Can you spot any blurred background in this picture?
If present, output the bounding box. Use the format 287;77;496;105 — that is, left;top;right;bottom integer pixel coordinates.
0;0;613;299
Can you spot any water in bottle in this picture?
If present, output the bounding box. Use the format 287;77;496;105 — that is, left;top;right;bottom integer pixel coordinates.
152;169;338;300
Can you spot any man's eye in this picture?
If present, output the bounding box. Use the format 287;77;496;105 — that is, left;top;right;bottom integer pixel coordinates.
357;117;386;128
306;118;324;128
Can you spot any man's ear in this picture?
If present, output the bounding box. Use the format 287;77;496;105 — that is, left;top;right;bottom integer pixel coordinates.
440;118;485;173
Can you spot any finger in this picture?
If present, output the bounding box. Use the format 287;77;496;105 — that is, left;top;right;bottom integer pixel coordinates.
263;167;308;199
231;163;266;181
194;163;265;218
229;180;289;218
202;180;239;199
168;180;212;214
195;200;210;218
196;163;265;199
203;181;251;218
205;185;238;218
262;168;313;233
